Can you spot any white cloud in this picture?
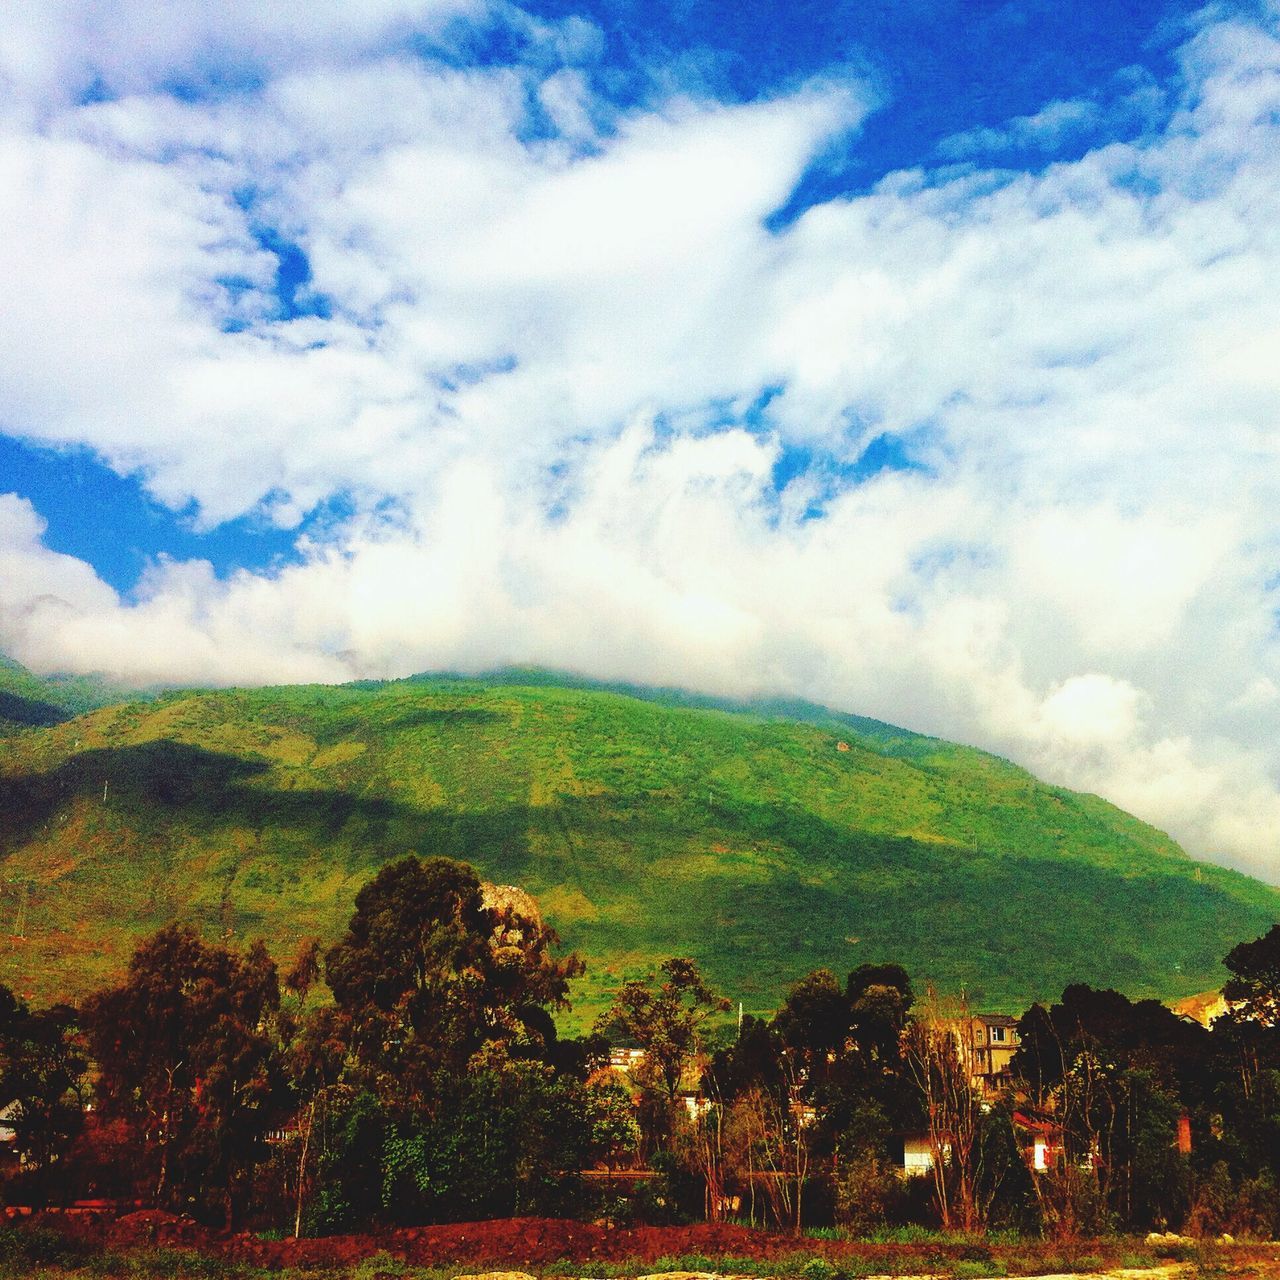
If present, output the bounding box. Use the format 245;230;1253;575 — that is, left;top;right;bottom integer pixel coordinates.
938;97;1104;159
0;0;484;115
2;3;1280;886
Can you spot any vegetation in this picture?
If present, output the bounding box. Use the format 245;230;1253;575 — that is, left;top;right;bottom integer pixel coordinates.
0;866;1278;1254
0;664;1278;1021
0;656;141;735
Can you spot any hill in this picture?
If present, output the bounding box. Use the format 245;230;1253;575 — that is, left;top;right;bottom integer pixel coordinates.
0;671;1275;1025
0;656;143;734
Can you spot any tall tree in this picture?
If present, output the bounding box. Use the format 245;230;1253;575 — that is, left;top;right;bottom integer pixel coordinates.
83;925;282;1225
324;855;582;1113
774;969;848;1077
905;988;990;1234
0;985;87;1205
1011;984;1206;1232
1223;924;1280;1028
595;957;729;1102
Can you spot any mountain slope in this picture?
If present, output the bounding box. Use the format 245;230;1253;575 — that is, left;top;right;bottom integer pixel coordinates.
0;673;1274;1024
0;656;143;734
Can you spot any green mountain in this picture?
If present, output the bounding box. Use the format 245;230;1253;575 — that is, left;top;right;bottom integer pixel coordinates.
0;670;1275;1026
0;656;143;734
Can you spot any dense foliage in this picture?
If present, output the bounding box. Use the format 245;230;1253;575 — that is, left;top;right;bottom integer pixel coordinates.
0;859;1276;1241
1;665;1277;1019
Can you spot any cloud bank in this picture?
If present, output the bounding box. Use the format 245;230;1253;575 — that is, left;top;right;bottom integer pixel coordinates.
2;2;1280;881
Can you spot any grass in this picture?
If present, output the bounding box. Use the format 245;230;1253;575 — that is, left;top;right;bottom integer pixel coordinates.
1;1237;1273;1280
1;665;1277;1022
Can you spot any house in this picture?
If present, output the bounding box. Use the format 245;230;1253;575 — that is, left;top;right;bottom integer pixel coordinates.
1170;989;1230;1028
968;1013;1020;1097
1012;1110;1100;1173
608;1046;647;1073
896;1129;955;1177
900;1131;937;1177
679;1090;714;1120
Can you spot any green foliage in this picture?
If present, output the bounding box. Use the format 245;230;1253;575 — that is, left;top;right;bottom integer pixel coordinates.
833;1153;907;1234
0;655;145;735
1223;923;1280;1026
99;1249;254;1278
952;1262;1006;1279
0;1225;88;1275
307;1088;386;1234
1;672;1277;1021
799;1256;841;1280
0;984;87;1205
595;957;728;1100
326;854;581;1103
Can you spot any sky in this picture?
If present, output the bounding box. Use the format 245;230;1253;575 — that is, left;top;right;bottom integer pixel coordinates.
2;1;1280;883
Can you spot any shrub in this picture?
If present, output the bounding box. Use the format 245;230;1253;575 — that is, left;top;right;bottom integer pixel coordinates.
953;1262;1006;1279
832;1154;905;1236
800;1257;842;1280
0;1224;88;1273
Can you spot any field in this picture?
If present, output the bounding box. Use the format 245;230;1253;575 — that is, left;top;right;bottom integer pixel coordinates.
1;666;1278;1023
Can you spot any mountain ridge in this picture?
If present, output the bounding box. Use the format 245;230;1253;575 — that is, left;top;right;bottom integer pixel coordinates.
0;660;1273;1024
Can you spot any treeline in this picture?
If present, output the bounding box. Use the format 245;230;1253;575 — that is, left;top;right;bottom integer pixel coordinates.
1;854;1278;1241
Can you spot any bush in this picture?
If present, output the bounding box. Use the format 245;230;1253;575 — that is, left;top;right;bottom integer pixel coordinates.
953;1262;1006;1280
832;1154;905;1235
800;1257;842;1280
1229;1173;1280;1239
0;1224;88;1273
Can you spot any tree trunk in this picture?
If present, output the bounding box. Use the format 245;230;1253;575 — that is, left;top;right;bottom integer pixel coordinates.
294;1100;315;1238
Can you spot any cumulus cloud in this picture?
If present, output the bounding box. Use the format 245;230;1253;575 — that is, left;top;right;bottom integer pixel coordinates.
2;2;1280;884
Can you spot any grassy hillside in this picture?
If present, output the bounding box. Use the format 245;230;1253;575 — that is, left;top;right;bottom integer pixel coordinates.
0;656;142;734
0;673;1275;1027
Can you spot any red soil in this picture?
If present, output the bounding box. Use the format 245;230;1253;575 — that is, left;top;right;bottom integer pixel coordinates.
37;1210;956;1271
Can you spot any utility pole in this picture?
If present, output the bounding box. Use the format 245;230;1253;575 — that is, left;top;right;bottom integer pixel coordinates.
13;882;29;939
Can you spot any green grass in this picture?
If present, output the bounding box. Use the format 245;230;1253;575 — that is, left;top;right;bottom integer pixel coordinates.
0;1234;1256;1280
0;666;1276;1023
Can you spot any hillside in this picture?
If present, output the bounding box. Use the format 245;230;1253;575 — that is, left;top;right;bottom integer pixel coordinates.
0;656;142;734
0;669;1275;1025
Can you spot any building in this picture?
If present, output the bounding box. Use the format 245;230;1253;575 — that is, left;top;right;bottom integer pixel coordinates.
901;1131;939;1178
968;1013;1019;1097
608;1046;647;1073
1011;1111;1102;1173
679;1089;714;1120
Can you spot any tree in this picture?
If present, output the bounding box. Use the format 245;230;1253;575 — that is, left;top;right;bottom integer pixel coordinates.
324;855;582;1114
271;935;342;1238
905;988;990;1233
595;957;729;1102
845;964;914;1077
0;985;87;1206
746;1066;815;1232
1011;985;1207;1233
83;924;282;1225
773;969;847;1085
1223;924;1280;1028
821;964;916;1174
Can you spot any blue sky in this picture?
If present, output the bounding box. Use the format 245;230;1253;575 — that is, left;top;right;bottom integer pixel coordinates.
2;0;1280;881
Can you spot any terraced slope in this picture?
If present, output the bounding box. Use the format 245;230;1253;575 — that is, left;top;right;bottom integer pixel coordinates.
0;671;1275;1025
